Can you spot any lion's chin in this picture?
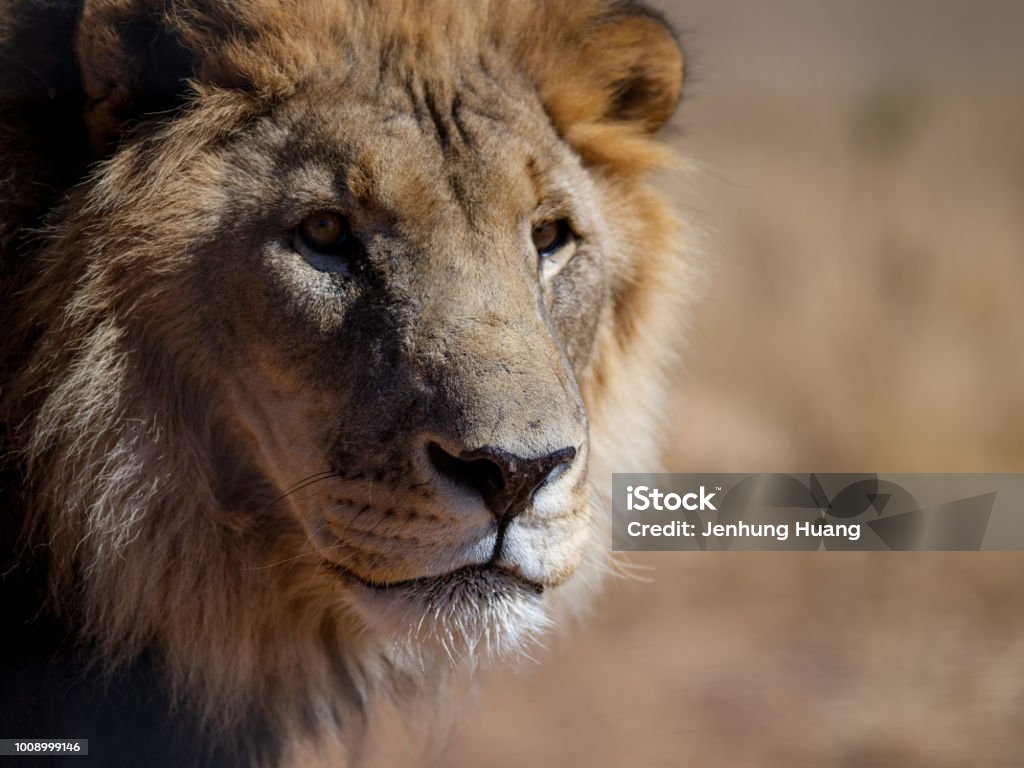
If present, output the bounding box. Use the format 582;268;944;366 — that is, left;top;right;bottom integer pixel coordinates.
338;564;552;664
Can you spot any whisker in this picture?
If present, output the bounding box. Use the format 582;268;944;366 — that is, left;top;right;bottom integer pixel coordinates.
263;470;343;510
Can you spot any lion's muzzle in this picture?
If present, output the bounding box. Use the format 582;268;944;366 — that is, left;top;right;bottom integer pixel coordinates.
425;442;576;525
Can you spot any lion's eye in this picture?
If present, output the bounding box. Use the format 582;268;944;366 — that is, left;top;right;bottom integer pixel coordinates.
532;219;576;278
297;211;350;252
532;219;571;256
294;211;361;269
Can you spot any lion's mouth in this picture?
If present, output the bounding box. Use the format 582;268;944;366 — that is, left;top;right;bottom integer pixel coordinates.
329;557;552;659
323;561;545;596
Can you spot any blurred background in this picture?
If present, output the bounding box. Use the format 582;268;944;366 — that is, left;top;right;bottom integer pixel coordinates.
385;2;1024;765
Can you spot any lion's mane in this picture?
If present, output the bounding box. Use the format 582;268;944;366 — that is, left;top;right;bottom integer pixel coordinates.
0;1;695;764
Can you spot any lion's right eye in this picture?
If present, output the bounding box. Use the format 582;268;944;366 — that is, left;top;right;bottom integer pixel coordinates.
293;211;362;267
532;218;577;279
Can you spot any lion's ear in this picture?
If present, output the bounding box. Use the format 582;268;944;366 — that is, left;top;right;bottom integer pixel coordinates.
539;7;684;139
582;10;684;132
76;0;199;153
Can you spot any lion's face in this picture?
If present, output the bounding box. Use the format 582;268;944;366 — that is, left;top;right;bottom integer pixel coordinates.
4;0;687;743
192;75;606;646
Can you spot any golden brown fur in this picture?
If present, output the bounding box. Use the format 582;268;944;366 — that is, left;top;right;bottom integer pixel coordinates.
0;1;694;764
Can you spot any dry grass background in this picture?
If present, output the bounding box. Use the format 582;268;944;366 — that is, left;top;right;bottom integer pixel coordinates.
374;2;1024;765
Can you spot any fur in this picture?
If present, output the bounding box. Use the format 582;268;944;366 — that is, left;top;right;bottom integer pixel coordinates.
0;1;695;765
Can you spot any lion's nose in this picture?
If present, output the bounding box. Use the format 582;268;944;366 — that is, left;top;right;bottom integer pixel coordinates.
426;442;576;520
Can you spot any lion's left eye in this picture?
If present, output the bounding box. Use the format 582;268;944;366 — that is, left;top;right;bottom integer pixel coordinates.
293;211;363;271
532;219;576;277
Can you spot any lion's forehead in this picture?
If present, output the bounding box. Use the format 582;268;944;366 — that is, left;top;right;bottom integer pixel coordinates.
230;75;569;233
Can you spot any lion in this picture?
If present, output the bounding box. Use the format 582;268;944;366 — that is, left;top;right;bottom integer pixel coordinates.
0;0;693;765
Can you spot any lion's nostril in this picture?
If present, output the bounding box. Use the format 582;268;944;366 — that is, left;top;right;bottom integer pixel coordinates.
427;442;507;508
426;442;576;520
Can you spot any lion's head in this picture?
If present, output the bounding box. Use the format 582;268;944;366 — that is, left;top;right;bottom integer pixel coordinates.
1;0;692;762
